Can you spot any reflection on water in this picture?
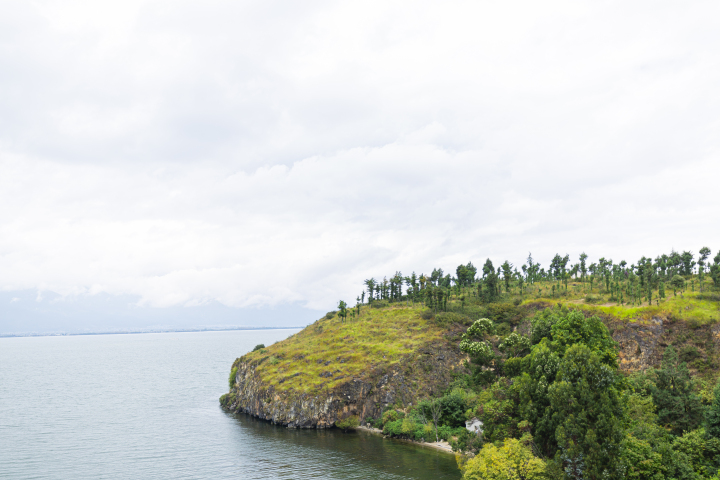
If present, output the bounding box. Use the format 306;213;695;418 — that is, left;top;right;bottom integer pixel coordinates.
228;413;460;479
0;330;460;480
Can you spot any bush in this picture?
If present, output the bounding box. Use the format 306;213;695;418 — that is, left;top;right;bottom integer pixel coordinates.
268;356;280;365
219;392;236;408
335;415;360;432
365;417;382;429
383;419;404;436
325;311;337;319
482;303;521;325
435;312;471;327
252;344;265;352
371;300;389;309
585;294;603;304
450;428;483;454
438;391;468;428
228;366;238;389
680;346;701;362
421;310;434;320
382;409;404;426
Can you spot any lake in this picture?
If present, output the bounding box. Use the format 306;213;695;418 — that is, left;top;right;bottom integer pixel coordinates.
0;330;461;479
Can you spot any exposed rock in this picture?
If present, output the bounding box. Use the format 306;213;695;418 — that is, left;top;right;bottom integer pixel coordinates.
222;342;467;428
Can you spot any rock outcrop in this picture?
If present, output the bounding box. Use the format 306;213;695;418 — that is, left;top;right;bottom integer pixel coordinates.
221;342;467;428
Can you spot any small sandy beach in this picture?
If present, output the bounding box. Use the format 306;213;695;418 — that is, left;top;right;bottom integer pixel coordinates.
356;425;455;455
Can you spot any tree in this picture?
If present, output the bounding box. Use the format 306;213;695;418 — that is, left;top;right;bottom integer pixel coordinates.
579;252;588;282
418;398;443;442
652;346;705;436
335;415;359;432
548;344;626;479
338;300;348;322
460;439;547;480
681;251;695;276
501;260;513;293
706;379;720;440
364;278;376;302
699;247;711;292
671;275;685;296
711;252;720;291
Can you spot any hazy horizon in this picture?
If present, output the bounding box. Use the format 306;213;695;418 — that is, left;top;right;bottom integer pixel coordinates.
2;0;719;333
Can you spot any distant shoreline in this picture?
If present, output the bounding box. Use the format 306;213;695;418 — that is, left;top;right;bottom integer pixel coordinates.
0;326;303;339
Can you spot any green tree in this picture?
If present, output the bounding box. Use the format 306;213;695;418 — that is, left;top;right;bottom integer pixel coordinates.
579;252;588;282
671;275;685;296
673;428;720;478
621;434;666;480
364;278;376;302
705;379;720;439
652;346;705;436
501;260;513;293
711;252;720;291
338;300;348;322
460;439;547;480
548;344;625;479
699;247;711;292
335;415;359;432
681;251;696;276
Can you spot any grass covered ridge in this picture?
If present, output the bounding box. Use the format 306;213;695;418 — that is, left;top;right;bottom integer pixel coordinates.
234;304;449;394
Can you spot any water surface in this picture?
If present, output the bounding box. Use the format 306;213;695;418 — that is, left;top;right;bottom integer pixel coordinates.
0;330;460;479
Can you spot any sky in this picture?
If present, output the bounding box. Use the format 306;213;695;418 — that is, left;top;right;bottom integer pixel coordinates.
1;0;719;334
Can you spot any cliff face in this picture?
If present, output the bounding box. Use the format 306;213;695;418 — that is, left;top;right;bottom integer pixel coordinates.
222;341;466;428
611;314;719;372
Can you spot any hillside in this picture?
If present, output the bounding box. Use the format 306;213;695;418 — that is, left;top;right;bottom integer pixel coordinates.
221;303;469;428
221;250;720;479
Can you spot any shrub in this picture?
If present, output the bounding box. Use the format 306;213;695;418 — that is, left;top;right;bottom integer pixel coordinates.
252;344;265;352
325;311;337;319
365;417;382;429
382;409;404;426
438;391;468;428
482;303;521;325
435;312;471;327
219;392;236;408
228;367;238;389
437;424;455;441
336;415;360;432
268;356;280;365
371;300;389;309
421;310;434;320
680;346;701;362
585;294;603;304
383;419;404;436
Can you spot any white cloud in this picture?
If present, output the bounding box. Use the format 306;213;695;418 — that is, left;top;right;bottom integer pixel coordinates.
0;0;719;318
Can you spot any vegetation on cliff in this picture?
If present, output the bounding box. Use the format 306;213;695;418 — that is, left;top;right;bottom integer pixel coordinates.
224;247;720;479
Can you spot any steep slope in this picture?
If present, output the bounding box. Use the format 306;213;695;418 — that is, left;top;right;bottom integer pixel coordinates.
221;304;468;428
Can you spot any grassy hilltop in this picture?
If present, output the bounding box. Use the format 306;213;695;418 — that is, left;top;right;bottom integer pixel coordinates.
235;304;448;394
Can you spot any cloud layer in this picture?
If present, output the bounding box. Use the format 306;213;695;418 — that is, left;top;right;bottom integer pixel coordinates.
1;0;719;321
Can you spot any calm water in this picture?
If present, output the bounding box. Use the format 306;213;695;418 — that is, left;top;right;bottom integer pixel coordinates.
0;330;460;479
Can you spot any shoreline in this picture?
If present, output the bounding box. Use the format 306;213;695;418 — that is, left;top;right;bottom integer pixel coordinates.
356;425;455;455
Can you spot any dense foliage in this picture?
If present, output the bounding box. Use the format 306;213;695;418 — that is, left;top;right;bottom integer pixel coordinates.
348;248;720;479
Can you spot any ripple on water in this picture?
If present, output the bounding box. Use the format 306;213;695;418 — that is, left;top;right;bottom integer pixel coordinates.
0;331;461;480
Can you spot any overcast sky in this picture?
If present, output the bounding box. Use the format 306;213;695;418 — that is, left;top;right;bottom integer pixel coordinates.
1;0;719;333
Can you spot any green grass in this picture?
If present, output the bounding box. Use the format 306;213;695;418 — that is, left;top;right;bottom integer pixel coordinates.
237;303;445;394
519;283;720;325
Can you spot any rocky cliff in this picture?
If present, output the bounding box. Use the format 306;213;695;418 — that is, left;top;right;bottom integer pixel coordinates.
222;341;466;428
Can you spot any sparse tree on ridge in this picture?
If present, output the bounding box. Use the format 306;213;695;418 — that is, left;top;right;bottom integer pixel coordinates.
364;278;376;303
338;300;348;322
